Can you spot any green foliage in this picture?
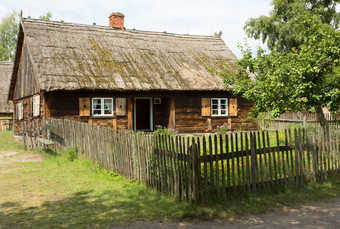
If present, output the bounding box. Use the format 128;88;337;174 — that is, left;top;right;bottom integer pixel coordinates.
0;11;19;61
219;0;340;121
213;123;229;135
66;146;78;161
39;12;52;21
244;0;339;53
154;125;178;135
0;131;24;151
0;11;53;62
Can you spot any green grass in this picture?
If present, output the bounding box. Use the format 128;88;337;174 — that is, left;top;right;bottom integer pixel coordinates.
0;130;25;152
1;131;340;228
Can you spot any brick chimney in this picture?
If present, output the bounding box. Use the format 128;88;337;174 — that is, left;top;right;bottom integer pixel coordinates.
109;12;125;30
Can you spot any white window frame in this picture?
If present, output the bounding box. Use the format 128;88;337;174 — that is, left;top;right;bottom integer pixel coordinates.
33;95;40;117
91;97;114;116
17;102;23;120
211;98;228;116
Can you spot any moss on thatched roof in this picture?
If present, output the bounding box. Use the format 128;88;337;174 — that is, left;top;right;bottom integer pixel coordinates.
11;18;238;94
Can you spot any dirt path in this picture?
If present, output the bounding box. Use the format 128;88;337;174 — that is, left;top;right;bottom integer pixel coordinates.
0;150;42;163
112;197;340;229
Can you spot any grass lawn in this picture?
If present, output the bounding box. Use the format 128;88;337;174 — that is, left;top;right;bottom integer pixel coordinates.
1;130;340;228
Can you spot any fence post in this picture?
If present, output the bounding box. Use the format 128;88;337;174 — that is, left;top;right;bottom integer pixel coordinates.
250;132;257;192
191;138;200;202
311;128;319;180
303;116;307;130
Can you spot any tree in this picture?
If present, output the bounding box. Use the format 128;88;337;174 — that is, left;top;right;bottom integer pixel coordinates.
219;0;340;130
0;11;19;61
244;0;339;53
0;11;53;62
39;12;52;21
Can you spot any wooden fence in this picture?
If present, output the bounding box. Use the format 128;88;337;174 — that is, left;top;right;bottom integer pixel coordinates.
260;112;339;131
22;118;340;202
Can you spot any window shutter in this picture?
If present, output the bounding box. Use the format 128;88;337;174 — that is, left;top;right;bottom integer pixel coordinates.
201;98;210;116
79;97;90;116
37;95;40;116
31;97;34;116
229;98;237;116
116;98;127;116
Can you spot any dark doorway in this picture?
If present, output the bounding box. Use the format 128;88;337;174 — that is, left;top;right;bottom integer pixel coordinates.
135;98;152;130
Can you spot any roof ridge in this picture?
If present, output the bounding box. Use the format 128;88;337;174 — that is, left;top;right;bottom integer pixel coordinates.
22;17;220;40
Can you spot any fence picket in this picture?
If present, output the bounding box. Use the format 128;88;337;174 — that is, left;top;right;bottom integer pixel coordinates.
245;133;251;192
220;135;226;198
21;118;339;203
214;135;220;197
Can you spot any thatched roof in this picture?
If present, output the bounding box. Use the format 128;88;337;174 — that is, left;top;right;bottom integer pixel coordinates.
10;18;237;95
0;62;13;113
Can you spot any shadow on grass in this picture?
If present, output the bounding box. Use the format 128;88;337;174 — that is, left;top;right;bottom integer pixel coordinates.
0;187;195;228
2;177;340;229
38;148;59;157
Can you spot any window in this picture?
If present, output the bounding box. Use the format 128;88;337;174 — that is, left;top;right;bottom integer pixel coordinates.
92;98;113;116
211;98;228;116
32;95;40;117
17;102;23;120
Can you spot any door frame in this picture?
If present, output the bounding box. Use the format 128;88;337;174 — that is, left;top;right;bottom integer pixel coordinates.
133;97;153;131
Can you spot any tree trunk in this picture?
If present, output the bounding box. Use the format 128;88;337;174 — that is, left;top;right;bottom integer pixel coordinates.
315;105;329;139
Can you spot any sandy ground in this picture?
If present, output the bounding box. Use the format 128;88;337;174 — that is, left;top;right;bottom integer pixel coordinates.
111;197;340;229
0;151;42;162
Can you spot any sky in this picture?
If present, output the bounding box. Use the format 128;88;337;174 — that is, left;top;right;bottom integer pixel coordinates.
0;0;273;58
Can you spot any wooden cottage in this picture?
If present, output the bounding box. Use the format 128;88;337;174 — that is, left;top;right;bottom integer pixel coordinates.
8;13;255;135
0;62;13;131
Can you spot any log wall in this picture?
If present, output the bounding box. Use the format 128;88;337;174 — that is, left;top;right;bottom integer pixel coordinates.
14;90;256;134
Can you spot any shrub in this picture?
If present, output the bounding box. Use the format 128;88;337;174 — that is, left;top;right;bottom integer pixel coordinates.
154;125;178;136
66;146;78;161
213;123;229;135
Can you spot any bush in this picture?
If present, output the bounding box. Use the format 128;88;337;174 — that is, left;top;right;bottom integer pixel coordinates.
66;146;78;161
213;123;229;135
154;125;178;136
